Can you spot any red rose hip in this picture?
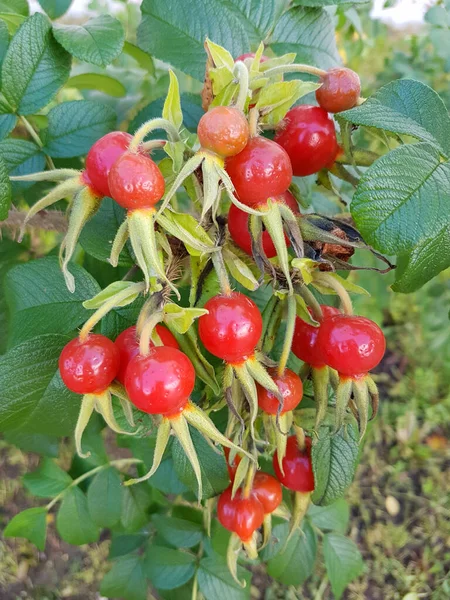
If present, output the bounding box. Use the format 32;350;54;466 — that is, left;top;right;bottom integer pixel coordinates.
257;368;303;415
217;486;265;542
197;106;249;158
273;435;314;492
292;305;341;368
85;131;132;198
316;67;361;113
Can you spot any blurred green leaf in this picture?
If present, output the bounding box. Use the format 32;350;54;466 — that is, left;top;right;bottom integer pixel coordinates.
197;557;251;600
0;155;11;219
53;15;125;67
0;0;29;15
65;73;126;97
2;13;71;114
101;555;147;600
308;498;350;533
0;100;17;141
121;484;151;532
323;533;364;599
144;546;196;590
0;12;25;34
23;458;72;498
56;487;100;545
87;467;123;528
3;431;58;456
0;139;45;190
267;520;317;586
4;507;47;550
152;515;203;548
38;0;72;19
44;100;116;158
123;41;154;74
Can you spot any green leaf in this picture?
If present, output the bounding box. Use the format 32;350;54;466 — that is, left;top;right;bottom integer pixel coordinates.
4;507;47;550
131;93;203;135
267;520;317;586
197;557;251;600
121;485;151;532
0;100;17;141
293;0;368;6
257;80;321;125
311;424;359;506
0;12;26;35
83;281;141;310
164;304;208;334
0;20;10;87
65;73;126;97
123;41;154;74
79;198;132;266
4;431;58;456
38;0;72;19
323;533;364;599
138;0;257;80
44;100;116;158
152;515;203;548
0;239;24;353
351;143;450;255
0;334;80;435
0;155;11;220
53;15;125;67
23;457;72;498
392;230;450;293
0;139;45;189
229;0;276;38
0;0;29;15
340;79;450;156
87;467;123;528
223;249;258;291
109;533;147;559
5;257;100;347
172;427;230;500
56;486;100;545
269;7;340;70
2;13;71;114
101;555;147;600
144;546;196;590
308;498;350;533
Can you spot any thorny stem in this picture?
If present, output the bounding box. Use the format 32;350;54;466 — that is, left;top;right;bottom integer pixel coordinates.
1;208;67;233
258;63;327;80
233;60;250;112
313;272;353;315
129;118;181;151
46;459;142;510
20;116;56;170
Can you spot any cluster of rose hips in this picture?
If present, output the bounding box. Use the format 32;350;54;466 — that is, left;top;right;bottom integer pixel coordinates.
19;43;385;579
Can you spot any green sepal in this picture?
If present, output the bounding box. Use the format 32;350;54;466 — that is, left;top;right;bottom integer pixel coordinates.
249;213;271;281
223;248;259;291
170;412;203;501
205;38;234;71
312;272;370;296
366;375;379;421
158;153;204;215
245;357;284;405
157;209;216;255
257;80;321;125
83;281;142;310
210;81;239;108
163;70;183;130
61;187;102;292
227;533;246;587
164;141;185;173
334;378;353;433
312;366;330;429
261;513;272;550
261;202;293;293
286;491;311;546
351;378;370;440
163;303;208;334
10;169;81;183
231;455;250;499
124;417;171;486
278;202;304;258
109;219;129;267
201;154;222;218
295;292;317;325
274;412;293;474
233;362;258;430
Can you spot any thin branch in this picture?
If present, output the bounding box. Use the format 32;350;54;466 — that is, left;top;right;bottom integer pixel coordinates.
1;208;68;234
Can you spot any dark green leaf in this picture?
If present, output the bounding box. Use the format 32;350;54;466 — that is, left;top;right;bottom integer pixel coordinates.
0;22;10;89
53;15;125;67
4;431;58;456
0;100;17;140
152;515;203;548
340;79;450;156
130;93;203;135
323;533;364;599
269;7;340;70
38;0;72;19
267;520;317;586
79;198;132;266
121;485;151;532
56;486;100;545
293;0;368;6
4;507;47;550
123;41;154;74
0;239;24;353
0;139;45;189
0;155;11;219
311;424;359;506
23;457;72;497
392;230;450;293
229;0;276;38
197;557;251;600
101;555;148;600
308;498;350;533
5;257;100;347
138;0;256;80
2;13;71;114
0;0;29;15
172;427;229;499
44;100;116;158
87;467;123;528
144;546;196;590
65;73;126;97
0;334;80;435
109;533;147;559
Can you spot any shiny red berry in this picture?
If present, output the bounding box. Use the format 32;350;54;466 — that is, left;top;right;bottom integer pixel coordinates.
316;68;361;113
225;136;293;207
217;486;265;542
318;314;386;376
114;325;179;384
59;334;119;395
198;292;263;363
292;305;341;368
197;106;249;158
235;53;268;63
252;472;282;514
125;347;195;416
108;152;165;211
228;190;299;258
274;106;338;177
85;131;132;198
273;435;314;492
257;368;303;415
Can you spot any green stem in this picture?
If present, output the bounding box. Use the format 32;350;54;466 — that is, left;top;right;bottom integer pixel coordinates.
130;118;181;151
46;459;142;510
259;63;326;80
313;272;353;315
21;116;56;170
278;294;296;375
211;250;232;296
296;285;323;321
233;60;250;112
